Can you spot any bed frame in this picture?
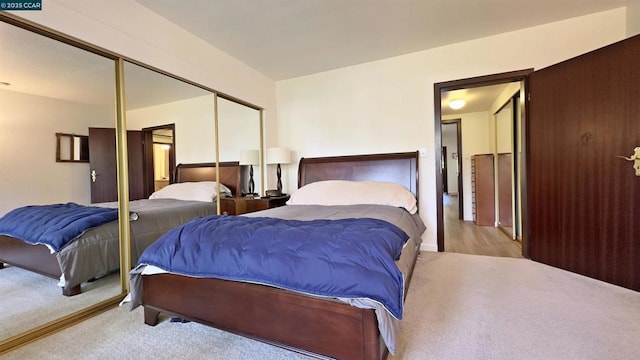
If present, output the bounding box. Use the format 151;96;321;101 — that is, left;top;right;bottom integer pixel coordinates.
141;151;419;360
173;161;241;196
0;162;241;296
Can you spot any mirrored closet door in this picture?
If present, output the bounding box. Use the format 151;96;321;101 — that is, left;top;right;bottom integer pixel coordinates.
217;96;263;198
121;61;220;268
0;14;265;353
124;61;217;176
0;17;122;345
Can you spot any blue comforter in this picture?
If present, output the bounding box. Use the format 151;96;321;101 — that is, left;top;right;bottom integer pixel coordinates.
0;203;119;252
137;215;410;319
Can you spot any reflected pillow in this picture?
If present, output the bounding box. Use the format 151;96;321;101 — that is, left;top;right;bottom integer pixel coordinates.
149;181;232;202
286;180;417;214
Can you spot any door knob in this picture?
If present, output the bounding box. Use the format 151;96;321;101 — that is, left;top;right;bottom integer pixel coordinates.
617;147;640;176
91;170;97;182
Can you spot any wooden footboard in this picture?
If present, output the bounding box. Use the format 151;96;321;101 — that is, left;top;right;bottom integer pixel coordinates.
0;235;60;278
0;235;80;296
142;274;387;360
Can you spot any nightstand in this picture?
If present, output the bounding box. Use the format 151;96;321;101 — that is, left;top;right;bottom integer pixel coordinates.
219;197;247;215
219;195;289;215
245;195;290;213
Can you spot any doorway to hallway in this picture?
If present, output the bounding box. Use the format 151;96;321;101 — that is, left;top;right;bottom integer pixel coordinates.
444;194;521;257
434;69;533;258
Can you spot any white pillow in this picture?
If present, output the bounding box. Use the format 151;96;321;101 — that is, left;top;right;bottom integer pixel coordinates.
286;180;417;214
149;181;232;202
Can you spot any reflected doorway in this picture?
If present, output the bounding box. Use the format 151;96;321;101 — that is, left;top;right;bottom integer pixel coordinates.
142;124;175;197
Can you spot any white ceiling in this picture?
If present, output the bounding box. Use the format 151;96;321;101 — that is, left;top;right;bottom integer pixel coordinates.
0;21;209;109
1;0;629;113
135;0;628;80
441;83;518;139
441;83;516;116
0;21;115;106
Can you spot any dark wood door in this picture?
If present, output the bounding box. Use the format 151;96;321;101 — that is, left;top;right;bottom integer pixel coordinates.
89;127;117;203
127;131;146;201
88;127;145;203
528;35;640;291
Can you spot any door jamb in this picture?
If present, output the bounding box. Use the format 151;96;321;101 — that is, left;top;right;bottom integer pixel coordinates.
442;119;463;219
442;146;448;194
434;69;533;257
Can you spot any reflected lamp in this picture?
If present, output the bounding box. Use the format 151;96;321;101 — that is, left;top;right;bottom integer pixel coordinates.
239;149;260;196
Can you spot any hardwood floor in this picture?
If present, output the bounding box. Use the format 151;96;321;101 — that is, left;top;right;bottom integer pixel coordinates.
444;194;522;258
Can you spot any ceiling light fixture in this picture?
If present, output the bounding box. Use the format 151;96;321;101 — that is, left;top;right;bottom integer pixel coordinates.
449;99;465;110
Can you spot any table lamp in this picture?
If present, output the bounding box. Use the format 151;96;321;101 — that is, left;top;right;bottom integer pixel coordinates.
239;149;259;196
266;147;291;196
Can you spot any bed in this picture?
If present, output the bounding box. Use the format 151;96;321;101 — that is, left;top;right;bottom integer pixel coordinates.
0;161;240;296
130;152;425;360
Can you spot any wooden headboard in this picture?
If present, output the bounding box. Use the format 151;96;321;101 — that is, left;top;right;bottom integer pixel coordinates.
174;161;241;197
297;151;419;202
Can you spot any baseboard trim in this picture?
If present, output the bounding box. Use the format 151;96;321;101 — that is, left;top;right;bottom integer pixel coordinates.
420;243;438;252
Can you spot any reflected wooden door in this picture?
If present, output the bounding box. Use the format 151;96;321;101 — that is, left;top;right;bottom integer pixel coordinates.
89;127;117;203
528;35;640;291
88;127;145;203
127;131;145;201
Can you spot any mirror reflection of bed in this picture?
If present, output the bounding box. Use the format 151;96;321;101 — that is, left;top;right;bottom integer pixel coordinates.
0;14;262;349
0;18;122;341
217;96;263;196
131;151;426;360
0;19;263;346
0;163;240;339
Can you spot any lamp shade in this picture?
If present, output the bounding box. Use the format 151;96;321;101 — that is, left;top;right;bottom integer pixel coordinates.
239;149;259;165
266;147;291;165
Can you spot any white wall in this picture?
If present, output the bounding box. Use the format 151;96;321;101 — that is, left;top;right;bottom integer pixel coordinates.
628;0;640;37
217;98;263;194
495;105;513;154
217;100;261;162
0;90;113;216
127;95;217;164
276;8;627;251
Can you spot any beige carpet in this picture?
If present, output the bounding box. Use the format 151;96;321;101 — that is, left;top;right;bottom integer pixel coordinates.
2;252;639;359
0;266;120;339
